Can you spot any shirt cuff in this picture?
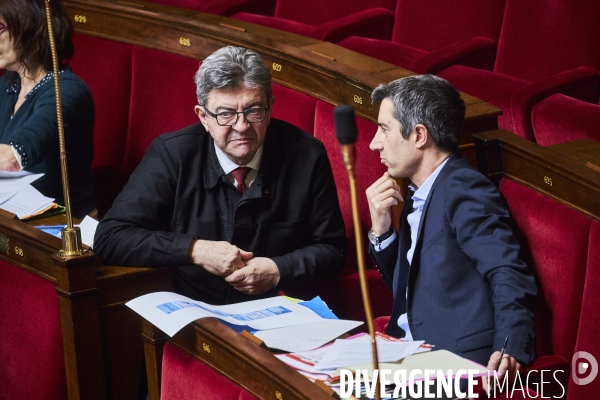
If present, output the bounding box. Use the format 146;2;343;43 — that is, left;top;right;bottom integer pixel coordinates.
373;231;397;252
9;145;24;171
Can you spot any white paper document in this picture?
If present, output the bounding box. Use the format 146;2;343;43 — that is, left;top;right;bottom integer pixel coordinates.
79;216;99;247
0;184;54;219
315;335;425;370
0;173;44;204
254;319;363;353
126;292;325;337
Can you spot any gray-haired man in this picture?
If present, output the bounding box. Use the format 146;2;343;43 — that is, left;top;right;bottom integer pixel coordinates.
94;46;347;304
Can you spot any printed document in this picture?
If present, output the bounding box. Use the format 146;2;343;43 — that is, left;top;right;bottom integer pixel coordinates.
126;292;325;336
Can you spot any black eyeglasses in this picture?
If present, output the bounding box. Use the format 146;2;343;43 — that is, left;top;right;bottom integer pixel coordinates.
203;105;269;126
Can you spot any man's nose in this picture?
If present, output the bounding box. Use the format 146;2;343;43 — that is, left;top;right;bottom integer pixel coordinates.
369;133;381;151
233;112;251;131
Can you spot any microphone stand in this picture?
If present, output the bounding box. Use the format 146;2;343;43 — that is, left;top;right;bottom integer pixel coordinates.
340;143;381;400
45;0;85;257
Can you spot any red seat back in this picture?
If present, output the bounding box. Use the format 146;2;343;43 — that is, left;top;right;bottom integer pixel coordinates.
568;220;600;398
274;0;396;26
271;83;317;135
122;47;200;179
499;178;590;361
71;33;134;216
495;0;600;81
0;261;67;400
392;0;505;51
161;342;257;400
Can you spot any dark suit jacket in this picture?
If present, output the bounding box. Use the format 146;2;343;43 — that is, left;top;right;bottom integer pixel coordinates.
371;153;536;366
94;119;347;304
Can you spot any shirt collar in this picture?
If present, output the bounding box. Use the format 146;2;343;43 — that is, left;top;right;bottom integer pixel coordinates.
409;157;450;203
213;142;263;175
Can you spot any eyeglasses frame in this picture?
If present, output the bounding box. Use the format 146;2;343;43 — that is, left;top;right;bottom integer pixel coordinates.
203;105;269;127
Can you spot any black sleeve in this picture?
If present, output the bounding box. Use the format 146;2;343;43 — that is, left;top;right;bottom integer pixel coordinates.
272;148;348;286
93;138;195;267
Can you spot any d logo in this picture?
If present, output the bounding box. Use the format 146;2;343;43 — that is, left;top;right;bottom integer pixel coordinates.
572;351;598;385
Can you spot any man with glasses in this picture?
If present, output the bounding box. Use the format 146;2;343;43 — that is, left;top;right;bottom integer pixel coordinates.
94;46;347;305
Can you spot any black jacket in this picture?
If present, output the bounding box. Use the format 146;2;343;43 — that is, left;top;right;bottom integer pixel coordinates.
94;119;347;304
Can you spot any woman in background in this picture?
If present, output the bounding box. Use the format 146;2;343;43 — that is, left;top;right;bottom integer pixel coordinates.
0;0;96;218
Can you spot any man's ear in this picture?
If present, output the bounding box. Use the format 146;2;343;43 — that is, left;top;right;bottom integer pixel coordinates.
195;105;209;130
414;124;429;149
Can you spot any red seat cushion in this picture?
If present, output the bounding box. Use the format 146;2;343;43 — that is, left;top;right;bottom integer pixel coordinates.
161;341;257;399
532;94;600;146
0;261;67;400
499;179;590;361
122;47;200;179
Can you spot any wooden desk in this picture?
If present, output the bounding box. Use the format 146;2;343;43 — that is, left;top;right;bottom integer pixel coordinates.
474;130;600;220
547;138;600;173
1;214;172;399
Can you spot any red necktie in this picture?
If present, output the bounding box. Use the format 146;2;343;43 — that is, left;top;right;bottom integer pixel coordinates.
231;167;252;195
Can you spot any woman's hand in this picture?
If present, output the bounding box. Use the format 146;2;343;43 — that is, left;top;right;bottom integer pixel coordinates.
0;144;21;172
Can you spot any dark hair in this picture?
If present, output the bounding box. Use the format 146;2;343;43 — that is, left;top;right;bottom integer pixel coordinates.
372;74;465;153
0;0;73;75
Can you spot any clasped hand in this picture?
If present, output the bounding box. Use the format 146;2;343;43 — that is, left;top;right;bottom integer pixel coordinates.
189;239;280;295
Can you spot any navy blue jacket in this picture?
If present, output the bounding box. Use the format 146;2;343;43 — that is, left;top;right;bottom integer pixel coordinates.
371;153;537;366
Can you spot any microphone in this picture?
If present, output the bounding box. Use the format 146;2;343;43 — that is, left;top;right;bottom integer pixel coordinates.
334;105;357;172
334;105;381;400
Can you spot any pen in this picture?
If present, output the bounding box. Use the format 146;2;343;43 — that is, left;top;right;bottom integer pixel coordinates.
496;336;509;372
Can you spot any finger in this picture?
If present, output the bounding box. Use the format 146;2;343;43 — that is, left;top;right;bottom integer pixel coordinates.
496;354;510;377
239;250;254;260
224;269;246;284
486;351;500;369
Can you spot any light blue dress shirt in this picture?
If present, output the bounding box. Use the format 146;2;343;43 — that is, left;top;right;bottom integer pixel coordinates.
375;158;449;339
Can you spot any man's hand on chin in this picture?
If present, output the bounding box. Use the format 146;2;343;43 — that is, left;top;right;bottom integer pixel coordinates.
225;257;280;295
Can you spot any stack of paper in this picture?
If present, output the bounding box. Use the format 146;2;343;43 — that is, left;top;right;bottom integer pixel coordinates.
0;172;55;219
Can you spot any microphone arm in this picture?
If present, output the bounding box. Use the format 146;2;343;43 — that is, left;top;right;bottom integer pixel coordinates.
335;106;381;400
45;1;85;257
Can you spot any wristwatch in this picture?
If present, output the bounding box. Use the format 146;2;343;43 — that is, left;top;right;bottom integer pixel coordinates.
367;227;394;246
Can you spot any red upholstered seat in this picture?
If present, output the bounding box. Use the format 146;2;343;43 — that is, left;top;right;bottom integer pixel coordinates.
0;261;67;400
313;101;393;320
438;0;600;141
532;94;600;146
567;221;600;398
144;0;275;17
339;0;505;74
233;0;395;43
71;33;133;217
271;83;317;135
499;178;590;363
122;47;200;179
161;341;257;399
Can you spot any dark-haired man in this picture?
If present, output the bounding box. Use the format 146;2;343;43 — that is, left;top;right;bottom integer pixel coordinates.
366;75;537;384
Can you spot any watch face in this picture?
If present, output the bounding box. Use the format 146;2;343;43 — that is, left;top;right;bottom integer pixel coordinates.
368;230;378;244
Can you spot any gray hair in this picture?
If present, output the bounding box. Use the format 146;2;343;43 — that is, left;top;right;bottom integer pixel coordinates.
194;46;272;106
372;75;465;152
